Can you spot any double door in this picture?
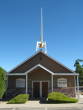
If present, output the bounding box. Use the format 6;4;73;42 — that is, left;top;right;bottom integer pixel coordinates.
33;81;48;98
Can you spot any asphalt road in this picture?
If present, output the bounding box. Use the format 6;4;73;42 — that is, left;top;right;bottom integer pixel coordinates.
0;107;83;110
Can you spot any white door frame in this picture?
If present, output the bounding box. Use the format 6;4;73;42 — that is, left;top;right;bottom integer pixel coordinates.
32;80;49;98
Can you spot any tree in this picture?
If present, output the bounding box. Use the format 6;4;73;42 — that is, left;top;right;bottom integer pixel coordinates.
74;59;83;86
0;67;7;98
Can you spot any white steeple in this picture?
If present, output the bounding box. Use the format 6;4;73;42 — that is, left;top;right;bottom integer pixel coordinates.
40;8;43;43
36;8;47;53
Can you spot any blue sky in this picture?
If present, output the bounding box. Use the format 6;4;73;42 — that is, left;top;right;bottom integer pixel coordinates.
0;0;83;71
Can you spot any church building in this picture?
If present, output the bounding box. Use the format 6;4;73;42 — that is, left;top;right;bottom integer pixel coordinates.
7;9;79;99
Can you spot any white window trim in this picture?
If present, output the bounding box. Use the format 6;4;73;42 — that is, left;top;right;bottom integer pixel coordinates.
57;78;67;88
16;78;25;88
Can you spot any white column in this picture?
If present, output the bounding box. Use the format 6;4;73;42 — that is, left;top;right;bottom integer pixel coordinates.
26;74;28;94
40;81;42;98
77;75;79;99
51;74;53;92
74;76;77;97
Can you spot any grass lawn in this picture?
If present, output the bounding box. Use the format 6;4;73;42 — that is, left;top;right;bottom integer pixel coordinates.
7;94;29;104
47;92;78;103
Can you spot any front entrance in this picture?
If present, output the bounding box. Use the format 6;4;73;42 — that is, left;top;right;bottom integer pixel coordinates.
42;82;48;98
33;81;48;98
33;82;40;98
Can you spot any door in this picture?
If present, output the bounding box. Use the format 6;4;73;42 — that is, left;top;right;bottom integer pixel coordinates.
33;82;40;98
42;82;48;98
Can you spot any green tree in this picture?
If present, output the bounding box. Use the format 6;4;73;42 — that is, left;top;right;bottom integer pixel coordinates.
74;59;83;86
0;67;7;98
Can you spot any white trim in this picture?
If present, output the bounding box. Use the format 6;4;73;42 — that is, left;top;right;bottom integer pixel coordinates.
40;81;42;97
57;78;67;88
9;51;74;73
25;64;54;75
7;73;26;75
8;64;54;75
16;78;25;88
7;64;79;76
74;76;77;97
77;75;80;99
7;72;78;76
54;73;79;76
26;74;27;94
51;75;53;92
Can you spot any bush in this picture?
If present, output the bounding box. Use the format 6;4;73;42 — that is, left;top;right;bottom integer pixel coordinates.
0;67;7;98
47;92;78;103
7;94;29;104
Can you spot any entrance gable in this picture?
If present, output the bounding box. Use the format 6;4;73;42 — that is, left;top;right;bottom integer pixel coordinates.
9;51;74;74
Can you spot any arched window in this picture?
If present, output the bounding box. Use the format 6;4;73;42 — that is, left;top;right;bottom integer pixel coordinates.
16;78;25;88
57;78;67;88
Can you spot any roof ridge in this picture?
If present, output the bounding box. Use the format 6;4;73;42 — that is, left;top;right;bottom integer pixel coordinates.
9;51;74;73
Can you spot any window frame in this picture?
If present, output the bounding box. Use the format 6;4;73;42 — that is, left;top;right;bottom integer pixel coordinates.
57;78;67;88
16;78;25;88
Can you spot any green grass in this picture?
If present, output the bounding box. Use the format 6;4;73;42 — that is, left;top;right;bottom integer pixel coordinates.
47;92;78;103
7;94;29;104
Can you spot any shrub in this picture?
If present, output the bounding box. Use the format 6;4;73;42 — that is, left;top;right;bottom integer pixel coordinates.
7;94;29;104
47;92;78;103
0;67;7;98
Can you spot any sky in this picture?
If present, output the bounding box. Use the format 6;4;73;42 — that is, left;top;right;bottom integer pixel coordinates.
0;0;83;71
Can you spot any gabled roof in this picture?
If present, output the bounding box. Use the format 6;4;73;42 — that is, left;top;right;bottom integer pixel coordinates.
9;51;74;74
8;64;78;76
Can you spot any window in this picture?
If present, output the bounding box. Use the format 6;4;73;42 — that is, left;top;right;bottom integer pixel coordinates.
16;78;25;88
57;78;67;88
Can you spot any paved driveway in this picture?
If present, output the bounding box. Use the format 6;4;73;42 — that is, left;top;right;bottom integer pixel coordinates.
0;107;83;110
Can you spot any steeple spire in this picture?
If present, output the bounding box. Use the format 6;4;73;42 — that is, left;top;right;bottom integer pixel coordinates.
36;8;47;53
40;8;43;42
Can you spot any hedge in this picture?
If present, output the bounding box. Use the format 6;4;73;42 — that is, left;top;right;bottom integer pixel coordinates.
7;94;29;104
47;92;78;103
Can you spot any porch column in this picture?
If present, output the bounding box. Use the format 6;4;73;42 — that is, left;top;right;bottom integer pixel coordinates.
74;76;77;97
26;73;28;94
77;75;79;99
51;74;53;92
